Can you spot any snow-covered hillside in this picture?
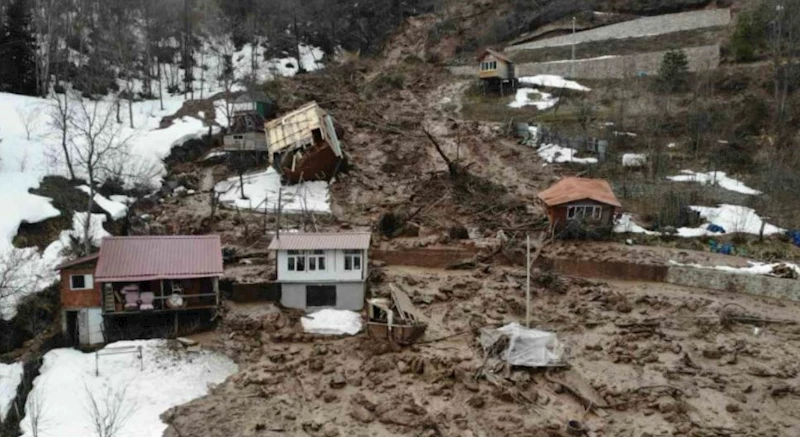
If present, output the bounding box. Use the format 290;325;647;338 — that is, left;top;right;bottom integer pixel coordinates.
0;43;325;320
18;341;237;437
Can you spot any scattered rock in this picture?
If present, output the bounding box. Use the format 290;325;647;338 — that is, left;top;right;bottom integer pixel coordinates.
330;373;347;389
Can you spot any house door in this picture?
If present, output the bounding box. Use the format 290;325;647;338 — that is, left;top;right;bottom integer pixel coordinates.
306;285;336;307
65;311;79;347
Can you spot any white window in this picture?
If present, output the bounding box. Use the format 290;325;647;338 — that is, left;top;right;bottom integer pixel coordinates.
344;250;362;271
70;274;93;290
567;205;603;220
287;250;302;271
308;250;326;271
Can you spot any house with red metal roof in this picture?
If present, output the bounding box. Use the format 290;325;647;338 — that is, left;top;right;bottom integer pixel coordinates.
537;177;621;231
267;232;371;310
55;235;224;346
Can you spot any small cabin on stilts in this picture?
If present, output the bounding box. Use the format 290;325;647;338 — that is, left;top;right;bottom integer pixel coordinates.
478;49;516;96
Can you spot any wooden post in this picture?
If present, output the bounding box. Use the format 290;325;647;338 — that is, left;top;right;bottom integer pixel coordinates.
174;312;179;337
759;219;768;242
526;234;531;328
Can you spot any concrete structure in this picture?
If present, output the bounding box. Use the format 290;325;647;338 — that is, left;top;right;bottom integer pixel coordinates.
268;232;371;311
505;9;730;52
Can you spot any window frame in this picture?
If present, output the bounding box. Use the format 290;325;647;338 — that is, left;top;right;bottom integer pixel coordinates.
344;249;362;271
69;274;93;291
567;205;603;221
287;250;301;271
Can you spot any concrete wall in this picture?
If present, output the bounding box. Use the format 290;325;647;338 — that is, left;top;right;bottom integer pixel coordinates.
281;282;365;311
665;267;800;301
506;9;730;51
448;45;720;79
514;45;720;79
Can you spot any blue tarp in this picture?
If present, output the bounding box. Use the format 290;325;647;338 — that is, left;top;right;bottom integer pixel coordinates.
706;224;726;234
787;230;800;247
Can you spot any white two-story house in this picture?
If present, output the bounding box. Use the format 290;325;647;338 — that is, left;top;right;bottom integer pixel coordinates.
267;232;371;310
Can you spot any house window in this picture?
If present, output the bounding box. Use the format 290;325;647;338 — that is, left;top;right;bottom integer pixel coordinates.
344;250;362;271
287;250;301;271
480;61;498;71
309;250;325;271
567;205;603;220
70;274;93;290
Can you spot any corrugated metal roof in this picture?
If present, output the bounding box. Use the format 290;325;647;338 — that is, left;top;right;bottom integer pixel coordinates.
265;101;323;155
95;235;224;282
538;177;621;207
268;232;371;251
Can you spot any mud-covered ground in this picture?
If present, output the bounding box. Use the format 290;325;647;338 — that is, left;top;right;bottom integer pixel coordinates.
164;263;800;437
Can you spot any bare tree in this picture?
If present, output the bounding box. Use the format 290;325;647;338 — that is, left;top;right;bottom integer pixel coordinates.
69;99;132;254
0;249;39;323
85;384;135;437
48;89;76;180
25;386;47;437
16;105;41;141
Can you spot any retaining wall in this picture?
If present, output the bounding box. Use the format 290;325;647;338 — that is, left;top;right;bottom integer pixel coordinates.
665;267;800;301
551;258;668;282
448;45;720;79
506;9;730;51
372;248;478;269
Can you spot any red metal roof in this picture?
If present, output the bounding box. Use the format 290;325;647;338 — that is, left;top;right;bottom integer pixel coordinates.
268;232;371;251
538;177;621;207
95;236;223;282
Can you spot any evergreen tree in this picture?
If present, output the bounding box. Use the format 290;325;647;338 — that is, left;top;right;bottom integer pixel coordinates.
0;0;38;95
657;50;689;93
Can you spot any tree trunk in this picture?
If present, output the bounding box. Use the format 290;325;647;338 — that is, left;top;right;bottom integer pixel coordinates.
158;55;164;110
127;78;134;129
60;91;76;180
293;10;302;72
84;179;95;256
239;172;246;199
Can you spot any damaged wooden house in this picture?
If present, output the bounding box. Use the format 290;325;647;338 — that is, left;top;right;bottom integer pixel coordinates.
222;91;277;154
265;101;343;183
367;285;427;345
55;235;224;346
538;177;621;231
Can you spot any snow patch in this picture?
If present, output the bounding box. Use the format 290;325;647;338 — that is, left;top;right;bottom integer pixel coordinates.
77;186;130;220
19;340;237;437
537;144;597;164
215;168;331;214
669;260;800;277
508;88;558;110
667;170;761;195
518;75;590;91
613;213;659;235
301;309;362;336
0;362;23;420
676;204;781;237
622;153;646;167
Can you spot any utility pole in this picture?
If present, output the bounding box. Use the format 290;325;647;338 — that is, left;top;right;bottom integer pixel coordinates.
570;17;576;78
526;233;531;328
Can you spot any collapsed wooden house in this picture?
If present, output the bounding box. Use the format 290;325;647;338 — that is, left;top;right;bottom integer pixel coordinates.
223;91;277;153
366;285;427;345
264;101;343;184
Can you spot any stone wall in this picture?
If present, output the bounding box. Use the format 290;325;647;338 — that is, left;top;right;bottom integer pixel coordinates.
506;8;731;52
665;267;800;301
515;45;720;79
448;45;720;79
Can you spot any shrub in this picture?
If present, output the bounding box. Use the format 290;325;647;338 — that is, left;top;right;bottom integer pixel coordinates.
730;8;767;62
657;50;689;93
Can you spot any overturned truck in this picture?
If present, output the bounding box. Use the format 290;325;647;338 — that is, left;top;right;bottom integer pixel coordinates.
265;101;344;184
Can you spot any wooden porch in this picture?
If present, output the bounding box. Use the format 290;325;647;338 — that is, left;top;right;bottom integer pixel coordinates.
101;277;220;315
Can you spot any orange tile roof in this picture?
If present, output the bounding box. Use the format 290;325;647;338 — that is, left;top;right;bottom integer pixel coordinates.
538;177;621;207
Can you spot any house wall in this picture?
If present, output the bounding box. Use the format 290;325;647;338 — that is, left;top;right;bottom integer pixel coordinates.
277;249;368;283
60;266;101;309
478;55;510;80
547;200;615;229
281;282;365;311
